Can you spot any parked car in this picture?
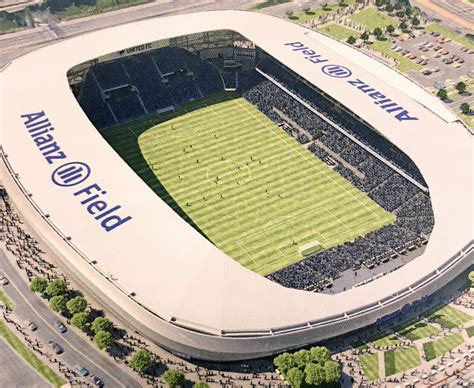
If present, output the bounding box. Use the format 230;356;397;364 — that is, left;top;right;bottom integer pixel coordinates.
54;321;67;333
48;341;63;354
24;319;38;331
74;365;89;377
90;375;104;387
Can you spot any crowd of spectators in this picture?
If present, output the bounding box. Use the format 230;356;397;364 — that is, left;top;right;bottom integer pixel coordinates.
75;47;435;293
239;66;434;292
76;47;224;129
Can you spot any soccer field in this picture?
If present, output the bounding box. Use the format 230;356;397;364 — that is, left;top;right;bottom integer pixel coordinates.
103;92;395;275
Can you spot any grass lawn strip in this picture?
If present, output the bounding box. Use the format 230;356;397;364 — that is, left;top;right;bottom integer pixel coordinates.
0;289;14;311
396;320;441;341
384;346;421;376
423;333;464;361
359;353;379;381
425;305;473;329
0;319;65;387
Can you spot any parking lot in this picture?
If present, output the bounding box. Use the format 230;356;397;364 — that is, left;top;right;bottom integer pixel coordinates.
394;31;473;89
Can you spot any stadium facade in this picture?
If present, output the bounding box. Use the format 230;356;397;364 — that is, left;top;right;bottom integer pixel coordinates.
0;11;472;361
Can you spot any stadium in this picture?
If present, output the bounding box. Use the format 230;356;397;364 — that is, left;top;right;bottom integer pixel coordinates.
0;10;472;361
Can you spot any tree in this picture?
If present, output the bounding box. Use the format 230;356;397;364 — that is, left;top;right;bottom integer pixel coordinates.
49;295;68;313
163;369;185;388
361;31;369;40
399;20;408;30
437;88;448;101
294;349;310;368
460;102;471;115
396;10;405;18
386;24;395;33
309;346;332;364
455;81;467;94
66;296;87;315
274;352;296;375
324;360;341;384
286;10;294;18
46;279;68;297
71;312;91;332
91;317;113;334
286;367;304;388
94;330;114;350
338;0;346;6
303;7;311;14
373;27;383;37
130;349;152;374
305;363;325;386
375;0;385;7
385;3;394;12
347;35;356;44
30;276;48;294
412;16;420;26
193;383;208;388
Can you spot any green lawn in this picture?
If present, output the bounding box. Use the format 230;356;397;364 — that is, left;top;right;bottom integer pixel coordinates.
396;321;441;341
291;0;357;23
425;24;474;50
359;353;379;381
370;40;422;73
0;289;14;311
348;8;397;30
466;326;474;337
371;332;402;348
384;346;421;376
0;320;65;387
423;333;464;361
317;23;359;40
103;92;395;276
425;305;473;329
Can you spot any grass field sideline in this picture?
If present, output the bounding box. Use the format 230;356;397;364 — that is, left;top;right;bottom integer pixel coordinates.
384;346;421;376
423;333;464;361
0;319;65;387
103;92;395;275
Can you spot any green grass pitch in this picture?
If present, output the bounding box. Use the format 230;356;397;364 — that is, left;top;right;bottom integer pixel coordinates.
103;92;395;275
384;346;421;376
423;333;464;361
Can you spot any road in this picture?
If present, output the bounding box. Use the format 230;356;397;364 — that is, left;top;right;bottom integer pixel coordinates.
0;338;51;388
0;0;257;67
0;249;141;388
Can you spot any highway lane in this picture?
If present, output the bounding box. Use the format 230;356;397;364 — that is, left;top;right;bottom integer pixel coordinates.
0;249;141;388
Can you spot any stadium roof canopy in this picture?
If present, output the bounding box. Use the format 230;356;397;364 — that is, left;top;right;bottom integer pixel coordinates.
0;11;472;335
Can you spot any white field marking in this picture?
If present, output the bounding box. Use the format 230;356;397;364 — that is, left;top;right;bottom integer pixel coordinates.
127;126;138;139
236;99;381;222
236;240;259;267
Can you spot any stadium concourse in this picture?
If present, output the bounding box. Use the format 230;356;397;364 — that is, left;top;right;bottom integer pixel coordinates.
0;11;472;361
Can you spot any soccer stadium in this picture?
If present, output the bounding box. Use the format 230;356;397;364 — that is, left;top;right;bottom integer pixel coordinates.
0;11;472;361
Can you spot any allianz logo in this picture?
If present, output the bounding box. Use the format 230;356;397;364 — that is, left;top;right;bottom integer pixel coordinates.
20;112;132;233
284;41;419;122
